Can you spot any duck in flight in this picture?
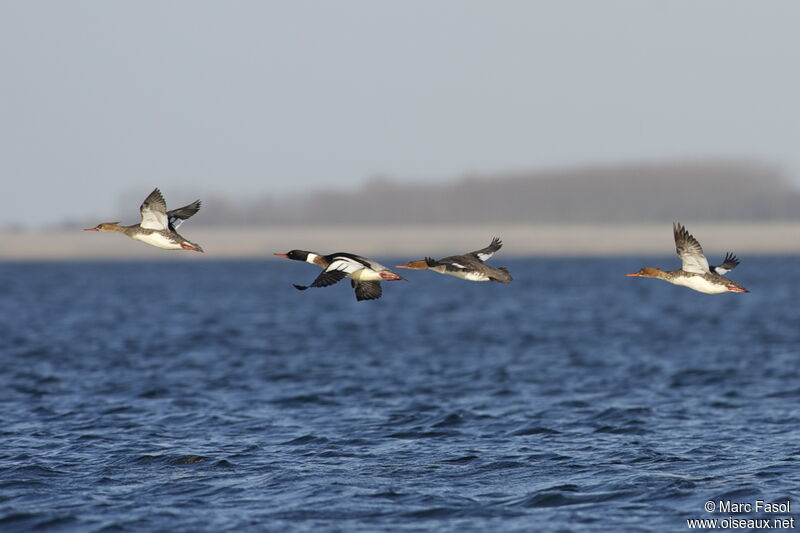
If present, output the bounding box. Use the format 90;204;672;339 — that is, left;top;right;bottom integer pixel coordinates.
627;222;747;294
274;250;405;301
395;237;512;283
84;188;203;252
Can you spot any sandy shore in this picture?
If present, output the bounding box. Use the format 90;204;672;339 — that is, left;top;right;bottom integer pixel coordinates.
1;223;798;260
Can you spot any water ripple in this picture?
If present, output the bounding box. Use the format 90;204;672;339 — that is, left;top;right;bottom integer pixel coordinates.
0;258;798;532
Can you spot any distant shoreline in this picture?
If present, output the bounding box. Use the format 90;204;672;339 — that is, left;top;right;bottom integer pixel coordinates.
1;222;798;261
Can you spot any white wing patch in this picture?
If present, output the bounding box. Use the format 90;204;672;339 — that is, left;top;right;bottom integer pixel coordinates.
475;252;494;262
139;189;169;231
448;262;468;269
679;253;710;275
140;208;168;230
326;258;365;275
674;223;710;274
168;215;184;230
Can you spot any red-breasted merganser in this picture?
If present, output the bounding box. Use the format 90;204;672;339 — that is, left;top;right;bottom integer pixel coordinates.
84;188;203;252
627;222;747;294
395;237;512;283
274;250;406;301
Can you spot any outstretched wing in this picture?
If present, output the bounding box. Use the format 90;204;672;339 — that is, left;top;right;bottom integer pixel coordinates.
139;188;169;231
309;268;349;288
167;200;201;230
351;280;382;301
712;252;740;275
673;223;710;274
293;268;348;291
468;237;503;262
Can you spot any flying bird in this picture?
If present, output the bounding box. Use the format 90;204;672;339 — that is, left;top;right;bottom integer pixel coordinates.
396;237;512;283
84;188;203;252
627;222;747;294
274;250;405;301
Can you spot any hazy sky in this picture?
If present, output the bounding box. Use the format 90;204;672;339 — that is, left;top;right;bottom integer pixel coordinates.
2;1;799;227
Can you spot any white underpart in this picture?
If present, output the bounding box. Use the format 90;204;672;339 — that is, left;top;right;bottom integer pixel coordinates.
349;268;384;281
437;267;489;281
671;275;729;294
132;232;181;250
462;271;490;282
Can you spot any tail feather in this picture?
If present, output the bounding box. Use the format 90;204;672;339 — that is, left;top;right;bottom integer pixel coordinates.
489;266;513;283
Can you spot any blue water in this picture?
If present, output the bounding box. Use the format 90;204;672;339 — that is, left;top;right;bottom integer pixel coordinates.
0;257;798;532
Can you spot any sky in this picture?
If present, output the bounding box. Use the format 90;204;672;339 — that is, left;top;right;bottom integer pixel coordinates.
2;1;800;227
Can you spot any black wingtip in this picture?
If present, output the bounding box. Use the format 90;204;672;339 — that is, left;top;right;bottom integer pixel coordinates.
673;221;696;242
293;284;309;291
